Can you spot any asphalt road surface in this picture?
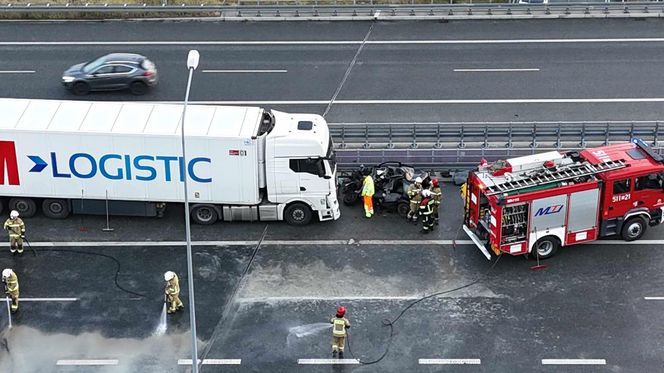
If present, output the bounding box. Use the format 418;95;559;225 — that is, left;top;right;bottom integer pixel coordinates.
2;19;664;122
0;182;662;372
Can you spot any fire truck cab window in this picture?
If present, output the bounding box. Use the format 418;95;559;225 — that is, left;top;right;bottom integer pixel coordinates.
635;173;662;191
613;179;631;194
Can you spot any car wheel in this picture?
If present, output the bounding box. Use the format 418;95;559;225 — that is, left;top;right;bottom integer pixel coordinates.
191;204;218;225
130;81;147;95
9;198;37;218
72;82;90;95
42;199;70;219
342;192;359;206
397;201;410;217
621;217;647;241
284;203;313;226
531;236;559;260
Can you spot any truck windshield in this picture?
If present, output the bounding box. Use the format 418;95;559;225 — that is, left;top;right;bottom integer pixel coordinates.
325;136;337;173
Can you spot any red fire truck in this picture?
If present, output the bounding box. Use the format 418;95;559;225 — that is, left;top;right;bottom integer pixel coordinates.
463;139;664;260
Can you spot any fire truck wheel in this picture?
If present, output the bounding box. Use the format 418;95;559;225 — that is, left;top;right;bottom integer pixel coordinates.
532;237;559;260
621;217;647;241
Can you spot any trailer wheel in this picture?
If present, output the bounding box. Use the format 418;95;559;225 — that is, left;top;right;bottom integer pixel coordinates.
191;205;218;225
42;199;70;219
621;217;647;241
397;201;410;217
9;198;37;218
284;203;312;226
532;236;559;260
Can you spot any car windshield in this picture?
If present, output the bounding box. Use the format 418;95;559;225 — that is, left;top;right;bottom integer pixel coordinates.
82;56;107;73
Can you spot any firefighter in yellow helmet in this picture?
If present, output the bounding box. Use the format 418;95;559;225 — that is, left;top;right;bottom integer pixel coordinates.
4;210;25;255
330;306;351;358
164;271;184;314
2;268;19;313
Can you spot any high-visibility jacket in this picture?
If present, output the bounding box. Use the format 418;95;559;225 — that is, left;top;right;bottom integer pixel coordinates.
3;272;18;294
407;183;422;202
361;175;374;197
165;274;180;296
3;218;24;238
330;317;350;337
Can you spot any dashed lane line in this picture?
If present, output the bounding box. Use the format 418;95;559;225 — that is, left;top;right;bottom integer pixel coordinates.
419;358;481;365
56;359;119;366
541;359;606;365
6;239;664;247
298;359;361;365
644;297;664;300
0;70;35;74
178;359;241;365
453;68;540;72
18;297;78;302
180;98;664;105
237;295;424;303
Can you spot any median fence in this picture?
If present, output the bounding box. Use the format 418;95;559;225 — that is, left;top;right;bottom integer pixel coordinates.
331;121;664;170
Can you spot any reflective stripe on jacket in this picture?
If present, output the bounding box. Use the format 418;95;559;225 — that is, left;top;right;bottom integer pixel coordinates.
4;218;24;238
331;317;350;337
361;176;374;196
4;273;18;293
165;275;180;296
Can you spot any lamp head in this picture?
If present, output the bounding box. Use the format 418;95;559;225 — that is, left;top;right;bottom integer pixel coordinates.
187;50;200;70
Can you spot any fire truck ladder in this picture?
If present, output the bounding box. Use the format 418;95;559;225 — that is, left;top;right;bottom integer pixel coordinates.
485;159;626;196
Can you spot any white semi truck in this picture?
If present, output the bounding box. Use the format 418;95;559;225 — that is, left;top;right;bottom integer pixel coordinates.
0;98;340;225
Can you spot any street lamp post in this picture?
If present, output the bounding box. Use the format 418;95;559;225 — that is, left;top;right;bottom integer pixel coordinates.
181;49;200;373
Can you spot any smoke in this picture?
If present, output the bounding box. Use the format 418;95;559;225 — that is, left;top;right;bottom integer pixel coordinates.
0;326;203;373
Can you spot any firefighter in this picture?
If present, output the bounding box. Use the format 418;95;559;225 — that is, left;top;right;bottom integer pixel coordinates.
361;168;375;218
431;179;442;226
330;306;351;358
4;210;25;255
407;177;423;222
164;271;184;314
2;268;19;313
460;182;467;200
419;189;435;234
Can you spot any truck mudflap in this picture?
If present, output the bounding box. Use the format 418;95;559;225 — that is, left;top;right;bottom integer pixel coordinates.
462;224;492;260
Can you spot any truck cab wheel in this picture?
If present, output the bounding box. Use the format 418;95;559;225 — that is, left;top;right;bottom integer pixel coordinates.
191;204;218;225
42;199;70;219
9;198;37;218
531;236;559;260
284;203;313;226
621;217;647;241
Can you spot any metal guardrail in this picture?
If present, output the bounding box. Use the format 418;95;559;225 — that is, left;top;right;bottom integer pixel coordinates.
331;121;664;169
1;2;663;19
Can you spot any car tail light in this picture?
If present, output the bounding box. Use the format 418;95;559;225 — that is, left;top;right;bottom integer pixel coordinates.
143;71;154;77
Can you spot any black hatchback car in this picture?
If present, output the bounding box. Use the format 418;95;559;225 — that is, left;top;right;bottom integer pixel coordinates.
62;53;158;95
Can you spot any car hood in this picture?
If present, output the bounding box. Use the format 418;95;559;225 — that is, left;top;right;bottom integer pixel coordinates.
64;63;85;75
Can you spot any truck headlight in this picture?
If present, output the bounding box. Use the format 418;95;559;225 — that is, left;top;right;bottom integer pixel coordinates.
62;76;75;83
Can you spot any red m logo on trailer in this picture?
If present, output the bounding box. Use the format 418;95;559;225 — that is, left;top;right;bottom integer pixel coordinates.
0;141;20;185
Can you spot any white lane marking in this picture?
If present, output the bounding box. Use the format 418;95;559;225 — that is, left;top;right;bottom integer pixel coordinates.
454;68;540;72
542;359;606;365
0;70;35;74
298;359;360;364
3;38;664;46
6;239;664;247
178;359;241;365
419;358;481;364
19;297;78;302
644;297;664;300
170;98;664;105
202;69;287;73
56;359;119;366
238;295;424;303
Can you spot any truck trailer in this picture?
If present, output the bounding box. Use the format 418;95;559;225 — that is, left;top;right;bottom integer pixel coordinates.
463;139;664;259
0;98;340;225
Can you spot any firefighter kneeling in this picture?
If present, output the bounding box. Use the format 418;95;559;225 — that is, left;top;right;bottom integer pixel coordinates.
2;268;19;313
419;189;435;234
164;271;184;314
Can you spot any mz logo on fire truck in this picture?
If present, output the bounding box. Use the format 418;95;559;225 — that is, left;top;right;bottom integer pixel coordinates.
534;204;564;217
